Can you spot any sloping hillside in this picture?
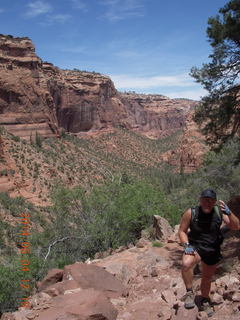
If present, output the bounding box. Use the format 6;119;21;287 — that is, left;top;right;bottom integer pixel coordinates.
0;126;184;205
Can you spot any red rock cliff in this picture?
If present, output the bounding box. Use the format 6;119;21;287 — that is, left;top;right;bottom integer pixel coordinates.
0;34;195;140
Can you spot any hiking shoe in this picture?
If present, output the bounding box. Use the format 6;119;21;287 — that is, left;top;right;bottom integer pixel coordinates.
200;299;214;317
182;291;195;309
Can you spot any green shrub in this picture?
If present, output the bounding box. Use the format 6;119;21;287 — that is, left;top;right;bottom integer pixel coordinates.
152;241;163;247
34;132;42;149
10;135;20;142
0;263;24;313
41;177;180;268
0;169;8;176
0;193;31;217
0;254;45;314
9;169;15;176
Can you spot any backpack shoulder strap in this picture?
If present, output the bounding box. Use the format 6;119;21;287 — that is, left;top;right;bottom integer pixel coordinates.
191;206;199;225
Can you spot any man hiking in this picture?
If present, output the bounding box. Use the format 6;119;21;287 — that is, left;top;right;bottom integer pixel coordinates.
178;189;239;317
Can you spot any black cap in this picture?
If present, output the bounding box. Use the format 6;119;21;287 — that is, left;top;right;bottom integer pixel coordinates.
200;189;217;199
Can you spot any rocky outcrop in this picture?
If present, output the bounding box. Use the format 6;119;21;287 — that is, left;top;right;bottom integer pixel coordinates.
161;109;209;172
2;262;125;320
3;228;240;320
153;215;173;241
0;35;59;139
0;34;195;141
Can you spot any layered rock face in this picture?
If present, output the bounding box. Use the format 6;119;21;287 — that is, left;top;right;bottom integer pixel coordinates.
0;34;195;140
119;93;195;139
161;109;209;173
0;35;58;139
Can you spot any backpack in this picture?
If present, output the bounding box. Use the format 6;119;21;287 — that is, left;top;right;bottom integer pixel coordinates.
191;205;222;225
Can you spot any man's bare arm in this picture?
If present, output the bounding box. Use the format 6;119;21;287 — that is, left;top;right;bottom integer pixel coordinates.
219;200;240;230
178;208;192;244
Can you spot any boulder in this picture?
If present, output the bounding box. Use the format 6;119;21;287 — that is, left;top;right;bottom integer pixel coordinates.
167;225;180;243
212;292;224;305
63;262;126;298
99;262;137;285
135;238;149;248
161;289;177;307
37;268;63;291
196;311;208;320
172;305;198;320
37;288;118;320
43;279;80;297
153;215;173;241
215;275;239;291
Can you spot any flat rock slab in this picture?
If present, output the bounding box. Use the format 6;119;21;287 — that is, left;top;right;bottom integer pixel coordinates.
37;288;118;320
63;262;126;297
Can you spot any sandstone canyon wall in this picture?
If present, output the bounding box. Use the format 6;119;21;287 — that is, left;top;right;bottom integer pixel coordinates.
0;33;209;203
0;34;195;140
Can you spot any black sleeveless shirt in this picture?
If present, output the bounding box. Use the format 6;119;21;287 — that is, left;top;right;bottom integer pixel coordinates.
188;206;222;248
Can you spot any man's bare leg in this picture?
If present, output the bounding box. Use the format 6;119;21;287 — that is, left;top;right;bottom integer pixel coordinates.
200;261;217;298
181;252;201;308
182;252;201;289
199;261;217;317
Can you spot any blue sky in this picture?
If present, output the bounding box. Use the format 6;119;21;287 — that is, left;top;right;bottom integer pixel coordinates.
0;0;228;100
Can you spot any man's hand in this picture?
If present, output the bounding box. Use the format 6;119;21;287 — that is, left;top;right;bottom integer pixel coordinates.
219;200;231;216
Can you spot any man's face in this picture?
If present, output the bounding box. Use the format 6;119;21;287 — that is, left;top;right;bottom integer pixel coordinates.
200;197;216;213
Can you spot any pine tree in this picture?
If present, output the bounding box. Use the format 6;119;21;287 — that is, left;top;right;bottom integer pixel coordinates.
190;0;240;148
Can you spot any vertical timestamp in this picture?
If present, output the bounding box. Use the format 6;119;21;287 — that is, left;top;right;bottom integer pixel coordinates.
19;212;31;309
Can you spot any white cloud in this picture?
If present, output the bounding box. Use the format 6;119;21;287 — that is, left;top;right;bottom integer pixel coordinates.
47;14;71;24
166;89;208;101
110;73;207;100
25;1;52;17
71;0;88;11
100;0;144;21
110;73;194;89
